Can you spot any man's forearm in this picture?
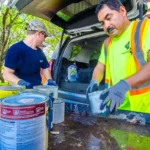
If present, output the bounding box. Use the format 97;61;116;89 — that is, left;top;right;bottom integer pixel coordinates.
125;62;150;88
3;72;20;85
42;68;52;80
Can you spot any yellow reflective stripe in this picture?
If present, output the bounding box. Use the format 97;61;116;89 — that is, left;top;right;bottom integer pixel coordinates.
104;37;112;88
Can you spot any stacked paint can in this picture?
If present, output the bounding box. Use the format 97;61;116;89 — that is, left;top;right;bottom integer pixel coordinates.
33;85;65;125
33;85;58;99
19;89;52;150
33;85;58;130
53;98;65;124
0;85;25;98
0;93;48;150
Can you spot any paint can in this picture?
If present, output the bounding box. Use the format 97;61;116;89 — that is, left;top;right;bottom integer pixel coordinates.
53;99;65;124
33;85;58;99
33;86;58;131
19;89;53;150
19;89;50;110
0;93;48;150
0;85;25;98
33;86;56;131
88;91;107;114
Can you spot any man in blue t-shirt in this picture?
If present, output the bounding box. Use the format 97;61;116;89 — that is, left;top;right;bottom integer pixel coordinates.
3;19;57;88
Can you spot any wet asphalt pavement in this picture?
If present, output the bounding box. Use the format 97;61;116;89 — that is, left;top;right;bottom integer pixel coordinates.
48;113;150;150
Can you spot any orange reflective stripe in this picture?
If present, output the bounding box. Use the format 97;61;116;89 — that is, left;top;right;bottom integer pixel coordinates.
107;37;112;51
105;79;110;88
131;21;138;54
104;37;112;59
105;79;109;83
104;20;150;95
130;20;150;95
131;21;140;71
139;20;147;54
131;20;148;71
130;86;150;96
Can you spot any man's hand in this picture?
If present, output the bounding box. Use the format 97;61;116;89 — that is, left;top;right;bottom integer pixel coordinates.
47;79;57;86
86;79;99;99
17;79;33;89
100;80;131;112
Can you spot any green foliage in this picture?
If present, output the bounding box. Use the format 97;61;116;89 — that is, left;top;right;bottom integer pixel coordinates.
56;11;70;21
69;44;82;61
0;2;63;81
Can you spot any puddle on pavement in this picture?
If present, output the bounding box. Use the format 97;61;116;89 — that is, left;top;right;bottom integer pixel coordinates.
48;113;150;150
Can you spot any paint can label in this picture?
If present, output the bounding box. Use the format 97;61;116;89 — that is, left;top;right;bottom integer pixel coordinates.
0;103;46;150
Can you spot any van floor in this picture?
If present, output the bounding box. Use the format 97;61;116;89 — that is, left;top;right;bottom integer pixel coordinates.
48;113;150;150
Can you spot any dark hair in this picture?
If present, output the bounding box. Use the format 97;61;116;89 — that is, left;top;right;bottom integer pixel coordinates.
95;0;123;15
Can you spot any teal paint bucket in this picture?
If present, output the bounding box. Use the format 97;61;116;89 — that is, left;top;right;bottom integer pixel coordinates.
0;93;48;150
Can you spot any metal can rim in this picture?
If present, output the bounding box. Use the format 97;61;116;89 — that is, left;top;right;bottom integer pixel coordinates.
1;94;48;106
0;85;25;91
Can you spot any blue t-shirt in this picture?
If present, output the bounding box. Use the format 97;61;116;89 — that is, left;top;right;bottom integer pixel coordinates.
4;41;49;86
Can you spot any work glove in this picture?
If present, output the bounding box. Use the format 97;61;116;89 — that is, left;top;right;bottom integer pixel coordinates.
17;79;33;89
100;80;131;113
47;79;57;86
86;79;99;100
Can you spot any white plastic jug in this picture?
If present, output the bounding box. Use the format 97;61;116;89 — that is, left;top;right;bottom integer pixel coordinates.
53;99;65;124
67;64;78;82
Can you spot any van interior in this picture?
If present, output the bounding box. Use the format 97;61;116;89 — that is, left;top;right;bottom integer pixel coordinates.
58;34;107;95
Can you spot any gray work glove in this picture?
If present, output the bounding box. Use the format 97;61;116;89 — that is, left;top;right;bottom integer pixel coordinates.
86;79;99;100
100;80;131;113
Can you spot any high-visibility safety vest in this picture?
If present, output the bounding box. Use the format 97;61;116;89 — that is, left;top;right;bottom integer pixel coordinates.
104;20;150;113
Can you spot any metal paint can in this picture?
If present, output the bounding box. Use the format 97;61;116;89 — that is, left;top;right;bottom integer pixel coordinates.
33;86;55;131
33;85;58;99
0;85;25;99
0;99;2;150
19;89;53;149
88;91;107;114
0;93;48;150
53;99;65;124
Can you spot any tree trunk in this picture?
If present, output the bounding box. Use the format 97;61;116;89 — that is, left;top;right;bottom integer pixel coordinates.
0;61;4;82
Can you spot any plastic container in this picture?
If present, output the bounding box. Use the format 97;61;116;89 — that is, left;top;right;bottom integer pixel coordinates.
67;64;78;82
53;99;65;124
88;91;107;114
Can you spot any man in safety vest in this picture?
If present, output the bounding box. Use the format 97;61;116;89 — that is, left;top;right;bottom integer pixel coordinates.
86;0;150;113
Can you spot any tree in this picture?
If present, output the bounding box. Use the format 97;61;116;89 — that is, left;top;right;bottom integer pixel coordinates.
0;1;29;82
